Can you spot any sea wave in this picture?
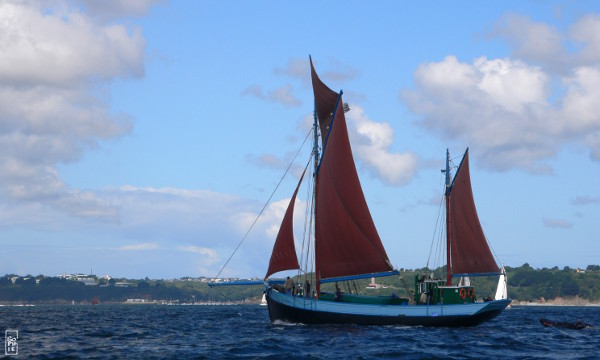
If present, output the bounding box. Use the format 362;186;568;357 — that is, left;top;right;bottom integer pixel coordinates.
0;304;597;359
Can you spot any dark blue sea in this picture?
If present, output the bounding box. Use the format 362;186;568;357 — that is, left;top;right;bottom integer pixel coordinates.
0;304;598;359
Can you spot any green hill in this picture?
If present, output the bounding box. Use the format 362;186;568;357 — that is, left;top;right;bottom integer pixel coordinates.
1;264;599;304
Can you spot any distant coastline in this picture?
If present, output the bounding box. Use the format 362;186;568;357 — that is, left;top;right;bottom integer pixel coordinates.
2;264;600;306
2;297;599;307
0;299;261;306
512;296;600;307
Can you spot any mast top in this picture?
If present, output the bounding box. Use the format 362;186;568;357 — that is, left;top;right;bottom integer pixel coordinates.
442;148;450;192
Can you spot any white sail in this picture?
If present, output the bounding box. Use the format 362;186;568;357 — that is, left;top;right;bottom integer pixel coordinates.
495;266;508;300
458;277;471;287
260;293;267;306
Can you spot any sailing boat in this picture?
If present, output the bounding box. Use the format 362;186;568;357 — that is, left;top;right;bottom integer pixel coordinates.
495;266;510;304
260;293;267;306
263;56;511;326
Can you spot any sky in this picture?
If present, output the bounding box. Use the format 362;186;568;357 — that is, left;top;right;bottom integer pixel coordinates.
1;0;599;279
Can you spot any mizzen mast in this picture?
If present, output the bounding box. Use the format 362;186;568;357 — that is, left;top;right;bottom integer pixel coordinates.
443;149;452;286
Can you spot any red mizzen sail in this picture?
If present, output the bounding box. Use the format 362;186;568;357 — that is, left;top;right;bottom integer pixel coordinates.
448;150;499;276
264;169;306;279
311;60;393;281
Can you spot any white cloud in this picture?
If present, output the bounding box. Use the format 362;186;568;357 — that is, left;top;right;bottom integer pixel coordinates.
242;84;302;107
234;197;292;242
492;14;567;73
403;56;600;172
270;84;302;107
0;1;144;219
346;105;419;186
262;198;297;239
560;66;600;134
80;0;162;21
492;14;600;75
246;57;359;110
232;191;310;260
114;186;246;240
247;154;288;170
403;15;600;173
543;218;573;229
274;58;310;83
0;2;145;87
320;58;360;83
254;104;419;186
475;57;548;113
0;2;299;278
571;196;600;205
570;15;600;66
115;242;159;251
246;150;310;181
176;246;220;265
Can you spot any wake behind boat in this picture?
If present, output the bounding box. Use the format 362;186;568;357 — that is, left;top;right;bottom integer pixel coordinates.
260;57;511;327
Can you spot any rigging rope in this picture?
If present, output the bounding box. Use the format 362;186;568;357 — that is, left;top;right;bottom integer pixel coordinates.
299;158;315;287
212;128;313;280
426;157;457;277
426;190;444;270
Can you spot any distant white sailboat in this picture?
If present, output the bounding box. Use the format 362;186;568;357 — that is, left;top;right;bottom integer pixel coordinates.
260;293;267;306
495;266;510;307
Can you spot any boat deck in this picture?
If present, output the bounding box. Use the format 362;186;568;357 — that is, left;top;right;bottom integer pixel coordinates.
319;292;410;305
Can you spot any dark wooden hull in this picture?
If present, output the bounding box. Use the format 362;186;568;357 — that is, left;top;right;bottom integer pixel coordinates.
267;288;509;327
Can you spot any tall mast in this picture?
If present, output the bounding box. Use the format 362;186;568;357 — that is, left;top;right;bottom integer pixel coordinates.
313;100;321;297
444;149;452;286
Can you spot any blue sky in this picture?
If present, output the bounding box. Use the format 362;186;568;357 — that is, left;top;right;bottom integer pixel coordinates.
1;0;599;279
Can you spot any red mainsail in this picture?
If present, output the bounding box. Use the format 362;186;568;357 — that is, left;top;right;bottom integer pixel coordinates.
264;169;306;280
448;150;499;276
311;60;393;281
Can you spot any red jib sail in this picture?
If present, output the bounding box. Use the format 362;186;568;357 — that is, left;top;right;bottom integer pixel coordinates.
448;150;499;276
264;168;306;280
311;60;393;280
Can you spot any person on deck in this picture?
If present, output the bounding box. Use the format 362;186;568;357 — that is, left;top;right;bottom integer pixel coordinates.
427;288;433;304
284;276;293;295
304;280;311;299
335;282;343;302
420;291;428;304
